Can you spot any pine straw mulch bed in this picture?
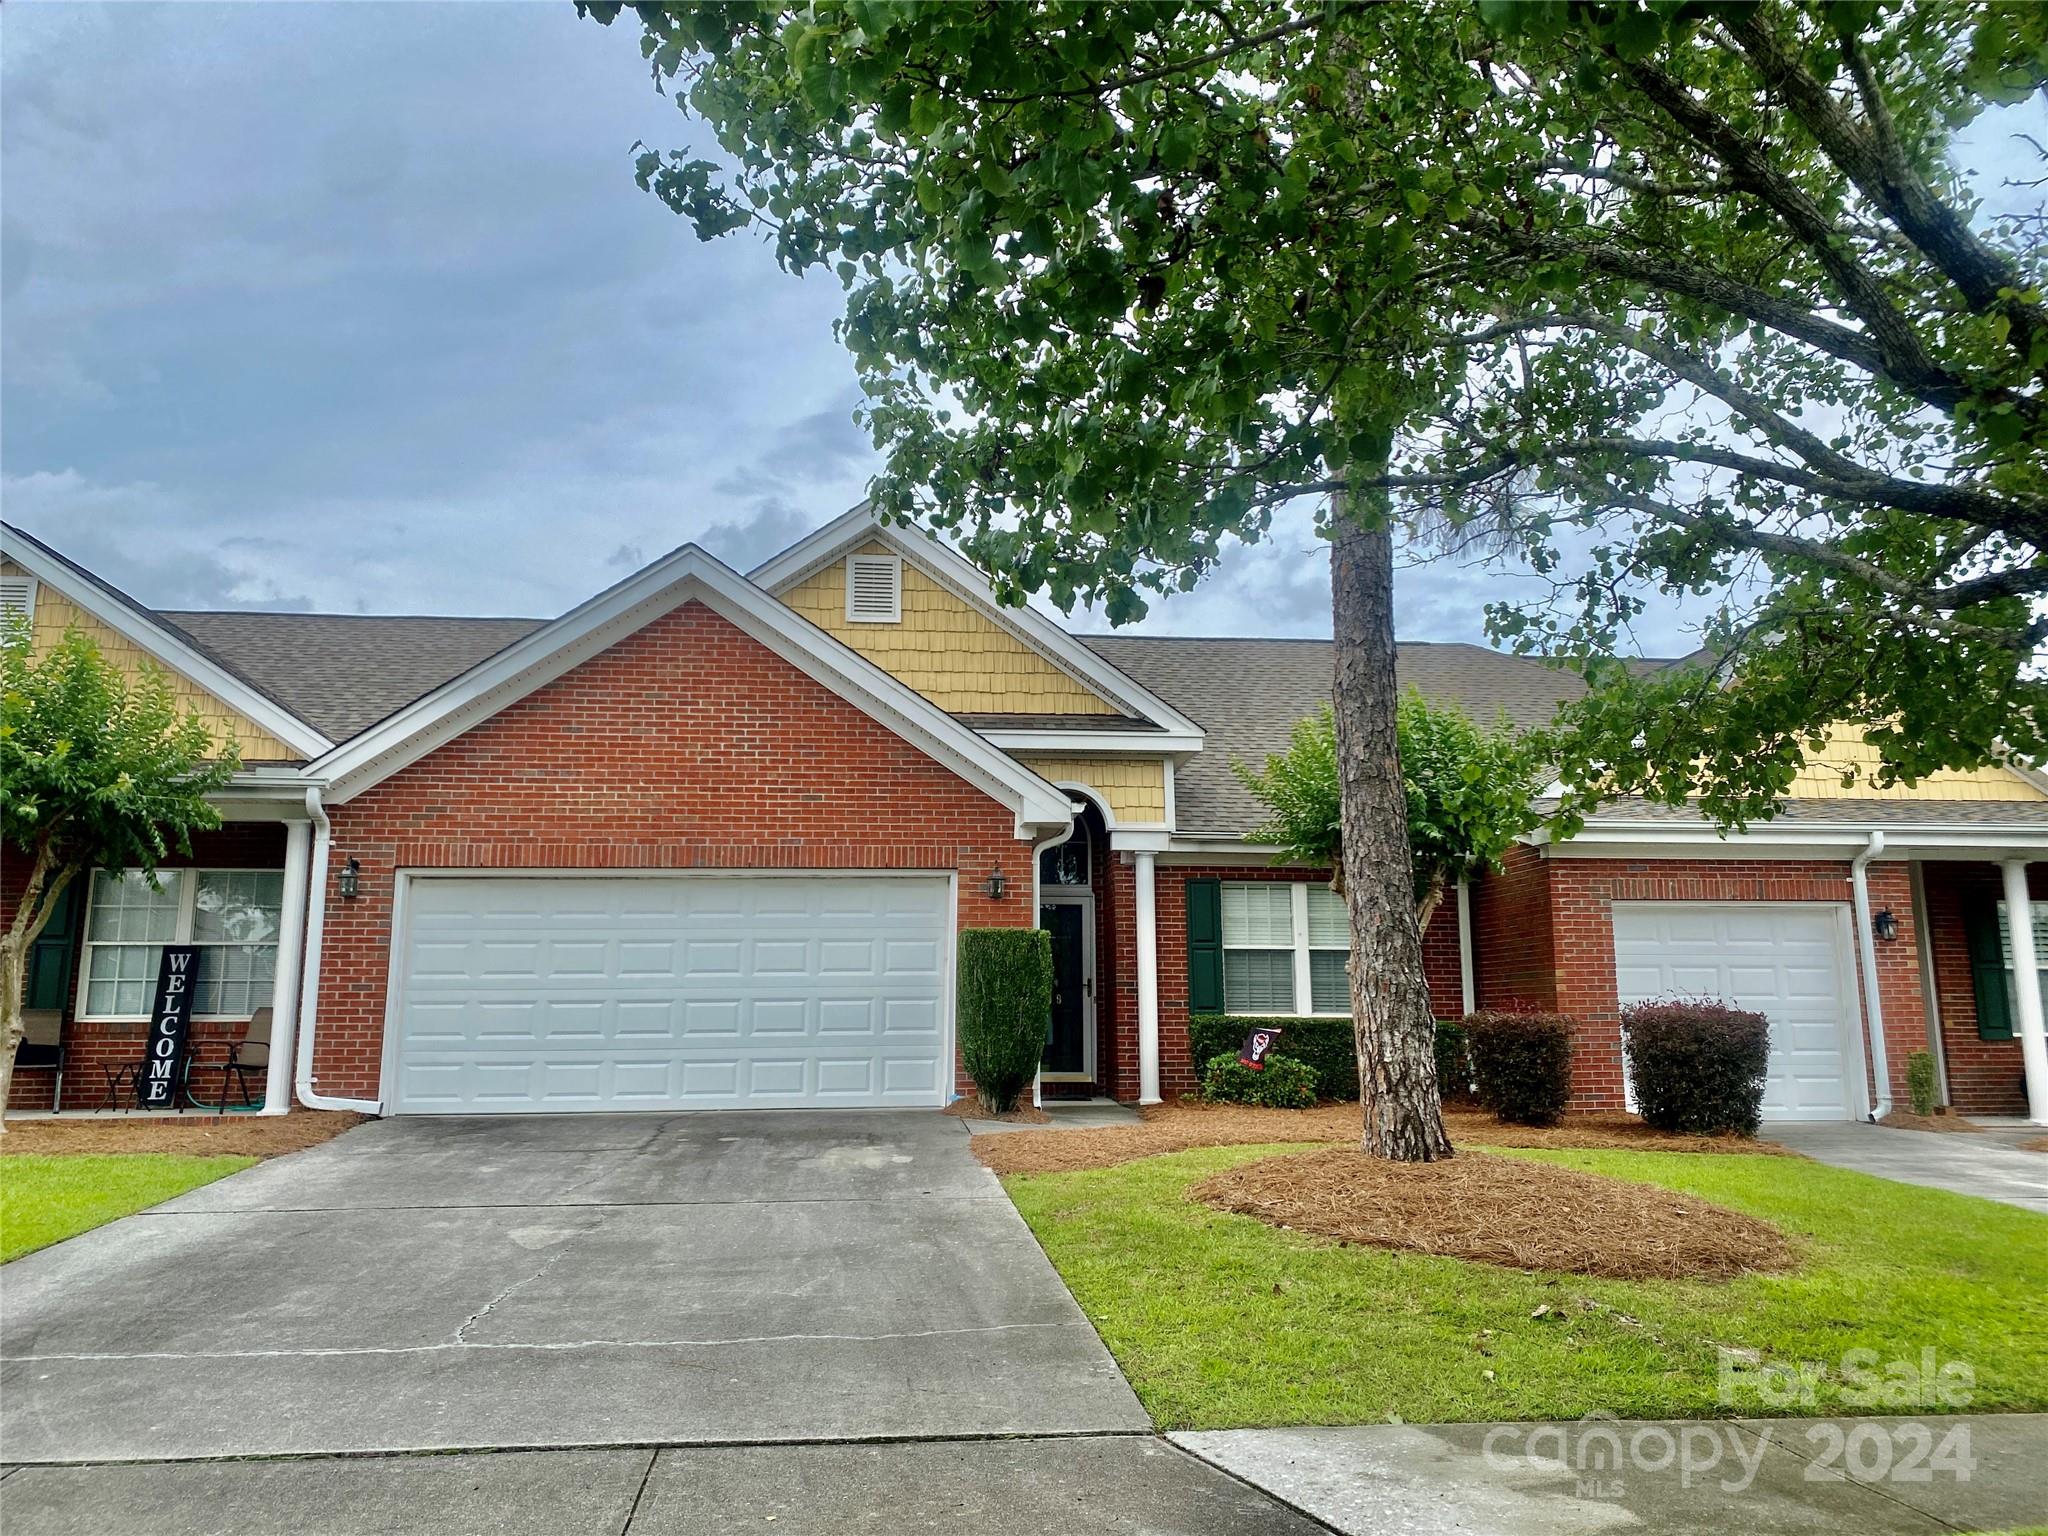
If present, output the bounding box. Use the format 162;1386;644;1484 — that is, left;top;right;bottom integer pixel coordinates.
0;1111;365;1158
1878;1110;1986;1134
1192;1146;1796;1282
942;1097;1050;1125
972;1101;1791;1176
2020;1136;2048;1155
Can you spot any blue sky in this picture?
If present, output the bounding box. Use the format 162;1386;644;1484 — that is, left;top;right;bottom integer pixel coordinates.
3;3;2038;654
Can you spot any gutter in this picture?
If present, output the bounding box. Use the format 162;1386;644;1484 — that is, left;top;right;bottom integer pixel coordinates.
1849;830;1893;1122
294;787;383;1114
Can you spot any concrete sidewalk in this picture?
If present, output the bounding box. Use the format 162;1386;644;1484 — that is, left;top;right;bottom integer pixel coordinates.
1174;1413;2048;1535
1769;1122;2048;1214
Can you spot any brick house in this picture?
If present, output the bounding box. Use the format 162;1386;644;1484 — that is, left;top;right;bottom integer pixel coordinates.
6;506;2046;1125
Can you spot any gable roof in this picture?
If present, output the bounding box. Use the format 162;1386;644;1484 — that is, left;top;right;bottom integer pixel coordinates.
0;521;334;760
1086;635;1594;835
304;541;1077;833
750;505;1206;750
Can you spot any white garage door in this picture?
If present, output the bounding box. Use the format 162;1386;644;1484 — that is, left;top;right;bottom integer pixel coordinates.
389;874;951;1113
1611;903;1862;1122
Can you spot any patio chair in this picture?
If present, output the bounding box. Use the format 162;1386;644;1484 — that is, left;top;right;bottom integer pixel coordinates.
192;1007;272;1112
14;1009;65;1109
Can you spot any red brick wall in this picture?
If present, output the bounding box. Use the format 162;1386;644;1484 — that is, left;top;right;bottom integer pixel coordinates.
1472;851;1928;1111
1143;863;1466;1102
5;825;290;1111
1920;861;2042;1116
310;600;1033;1102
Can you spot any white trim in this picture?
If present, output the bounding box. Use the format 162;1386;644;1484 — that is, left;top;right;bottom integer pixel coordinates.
1051;782;1117;831
1998;859;2048;1125
260;819;312;1116
0;522;332;759
377;867;960;1114
1162;758;1177;832
1456;873;1477;1016
843;552;902;623
302;542;1073;835
1215;878;1351;1017
1536;819;2048;858
1039;888;1097;1083
751;504;1207;742
1135;849;1160;1104
981;727;1206;755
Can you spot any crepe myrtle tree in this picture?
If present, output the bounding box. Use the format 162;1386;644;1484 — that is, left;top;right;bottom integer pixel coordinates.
0;622;236;1126
1237;694;1551;931
586;0;2044;1156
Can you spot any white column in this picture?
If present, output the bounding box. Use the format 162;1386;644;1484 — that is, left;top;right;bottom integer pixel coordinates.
261;818;312;1116
1999;858;2048;1126
1135;850;1161;1104
1455;874;1477;1016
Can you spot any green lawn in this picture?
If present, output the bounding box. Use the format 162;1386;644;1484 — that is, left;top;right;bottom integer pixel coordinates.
1;1154;257;1263
1005;1143;2048;1428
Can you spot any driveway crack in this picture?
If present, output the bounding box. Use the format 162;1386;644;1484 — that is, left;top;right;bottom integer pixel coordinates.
454;1216;603;1345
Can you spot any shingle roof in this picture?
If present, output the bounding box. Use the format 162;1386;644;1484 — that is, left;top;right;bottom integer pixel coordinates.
1081;636;1593;835
160;611;544;743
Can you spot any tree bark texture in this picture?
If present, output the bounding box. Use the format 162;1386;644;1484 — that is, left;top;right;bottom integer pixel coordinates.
1331;509;1454;1161
0;840;73;1134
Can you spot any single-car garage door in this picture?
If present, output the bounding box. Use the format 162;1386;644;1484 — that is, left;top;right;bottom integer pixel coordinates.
1611;902;1863;1122
389;874;951;1113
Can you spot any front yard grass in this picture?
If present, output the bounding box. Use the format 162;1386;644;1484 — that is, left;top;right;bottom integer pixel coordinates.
1;1154;256;1263
1006;1143;2048;1428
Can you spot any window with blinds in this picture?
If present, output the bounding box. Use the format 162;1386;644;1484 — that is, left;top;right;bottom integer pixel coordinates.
1220;882;1356;1015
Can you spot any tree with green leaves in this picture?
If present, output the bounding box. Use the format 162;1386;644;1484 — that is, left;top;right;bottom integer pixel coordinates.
0;623;237;1125
586;0;2043;1156
1238;695;1550;931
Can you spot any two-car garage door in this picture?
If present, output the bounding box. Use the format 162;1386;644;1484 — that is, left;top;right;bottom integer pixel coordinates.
388;875;951;1114
1611;903;1864;1121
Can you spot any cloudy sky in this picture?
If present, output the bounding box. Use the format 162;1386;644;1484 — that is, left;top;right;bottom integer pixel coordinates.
2;4;2037;654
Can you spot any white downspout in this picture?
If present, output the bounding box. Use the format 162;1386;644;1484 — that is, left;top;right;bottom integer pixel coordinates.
294;788;382;1114
1135;850;1160;1105
1998;857;2048;1126
1850;831;1892;1121
257;817;312;1115
1456;873;1477;1016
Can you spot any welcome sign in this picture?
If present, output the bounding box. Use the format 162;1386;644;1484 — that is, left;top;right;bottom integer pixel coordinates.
138;946;200;1110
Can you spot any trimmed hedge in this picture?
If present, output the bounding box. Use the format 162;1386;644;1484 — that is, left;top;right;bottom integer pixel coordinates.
1201;1051;1318;1109
1465;1010;1575;1126
1190;1015;1358;1100
1621;998;1770;1137
1190;1014;1473;1103
958;928;1053;1114
1906;1050;1939;1117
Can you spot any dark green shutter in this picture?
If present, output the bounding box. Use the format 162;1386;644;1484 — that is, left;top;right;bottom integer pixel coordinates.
24;877;83;1012
1963;894;2015;1042
1186;878;1223;1013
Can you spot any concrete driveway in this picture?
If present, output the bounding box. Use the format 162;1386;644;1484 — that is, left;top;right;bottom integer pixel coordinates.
0;1111;1147;1463
1768;1121;2048;1214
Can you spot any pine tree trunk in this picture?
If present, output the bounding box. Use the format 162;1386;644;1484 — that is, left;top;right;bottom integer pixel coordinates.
1331;502;1453;1162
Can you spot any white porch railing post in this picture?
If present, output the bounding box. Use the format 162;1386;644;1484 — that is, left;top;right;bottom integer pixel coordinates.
1998;858;2048;1126
261;818;313;1116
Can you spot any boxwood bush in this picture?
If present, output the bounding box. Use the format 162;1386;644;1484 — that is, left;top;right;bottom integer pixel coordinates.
1621;998;1770;1136
1190;1014;1474;1103
1464;1010;1575;1126
958;928;1053;1113
1200;1051;1318;1109
1906;1050;1939;1117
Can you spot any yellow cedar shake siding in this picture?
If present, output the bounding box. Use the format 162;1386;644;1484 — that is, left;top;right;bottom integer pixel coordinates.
779;543;1121;715
1016;756;1169;825
3;559;297;762
1785;727;2045;801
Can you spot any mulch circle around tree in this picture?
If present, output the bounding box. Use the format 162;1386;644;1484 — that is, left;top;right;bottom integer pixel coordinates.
1191;1146;1796;1282
1877;1110;1985;1134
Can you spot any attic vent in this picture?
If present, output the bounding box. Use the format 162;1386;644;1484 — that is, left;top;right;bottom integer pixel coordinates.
0;576;36;625
845;553;902;623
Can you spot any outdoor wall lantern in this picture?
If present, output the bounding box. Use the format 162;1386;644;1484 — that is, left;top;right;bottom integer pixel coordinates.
1872;907;1899;943
982;867;1007;900
339;857;362;901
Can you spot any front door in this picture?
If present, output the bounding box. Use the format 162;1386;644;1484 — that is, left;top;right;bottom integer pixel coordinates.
1040;894;1094;1080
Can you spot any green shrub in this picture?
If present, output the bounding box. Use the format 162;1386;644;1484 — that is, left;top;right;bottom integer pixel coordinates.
1465;1010;1575;1126
1621;998;1770;1137
1906;1050;1940;1117
1200;1051;1318;1109
1435;1018;1474;1102
1189;1015;1358;1100
958;928;1053;1113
